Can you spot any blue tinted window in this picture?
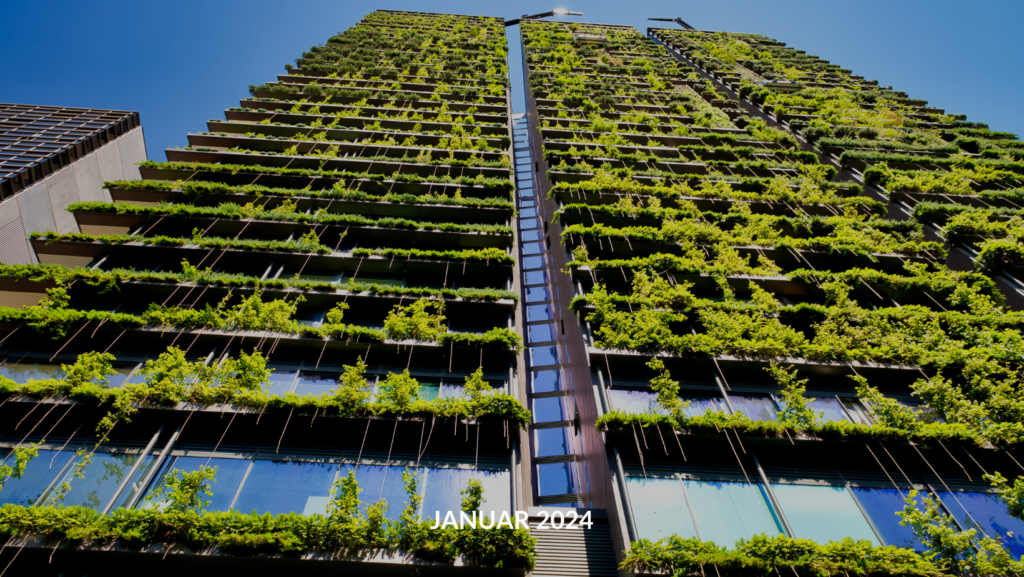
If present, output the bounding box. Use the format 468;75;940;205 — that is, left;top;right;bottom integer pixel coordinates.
530;345;560;367
728;394;777;421
520;218;540;229
533;396;565;423
422;468;511;520
337;464;422;521
293;372;338;396
419;381;441;401
535;428;571;457
524;270;549;285
526;287;551;303
939;490;1024;558
683;394;724;417
537;462;575;496
532;370;561;393
45;452;155;510
522;242;544;256
851;487;925;551
527;304;553;321
523;255;547;269
521;229;542;242
233;460;338;516
520;208;538;218
265;367;297;395
806;397;849;423
142;456;250;512
0;449;74;506
528;323;556;343
610;389;665;415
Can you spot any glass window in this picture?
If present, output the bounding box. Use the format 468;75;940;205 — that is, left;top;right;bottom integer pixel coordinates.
771;484;880;546
805;397;850;423
528;323;556;343
537;462;575;496
625;477;698;541
422;468;511;520
532;370;561;394
523;255;547;270
527;304;554;322
141;456;250;512
609;389;665;415
938;490;1024;558
0;449;74;506
293;371;338;396
0;362;65;383
265;366;297;396
850;487;925;551
728;394;777;421
419;380;441;401
684;479;783;546
533;396;565;423
535;428;571;458
337;464;422;521
104;363;139;388
520;218;540;229
522;243;544;256
232;459;339;516
683;394;724;417
530;345;560;367
526;287;551;303
521;229;542;242
843;399;873;425
44;451;156;510
524;270;549;285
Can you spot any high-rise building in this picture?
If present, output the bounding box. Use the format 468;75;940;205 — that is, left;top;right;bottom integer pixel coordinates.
1;8;1023;577
0;104;146;265
518;16;1024;577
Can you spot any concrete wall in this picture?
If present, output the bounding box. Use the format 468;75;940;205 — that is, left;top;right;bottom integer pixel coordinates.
0;127;147;264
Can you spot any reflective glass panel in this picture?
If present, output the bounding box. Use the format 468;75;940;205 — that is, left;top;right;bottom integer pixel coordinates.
851;487;925;551
532;370;561;394
805;397;850;423
684;479;783;546
527;304;554;322
265;367;297;396
422;468;511;520
939;490;1024;558
537;462;574;496
526;287;551;303
535;428;571;457
45;451;155;510
232;460;339;516
524;270;549;285
0;449;74;506
0;362;65;382
728;394;777;421
337;464;422;521
141;456;250;512
533;396;565;423
625;477;697;541
528;323;556;343
530;345;560;367
293;372;338;396
771;484;880;545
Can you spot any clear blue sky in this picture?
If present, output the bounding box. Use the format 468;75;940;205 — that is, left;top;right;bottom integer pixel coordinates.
3;0;1020;158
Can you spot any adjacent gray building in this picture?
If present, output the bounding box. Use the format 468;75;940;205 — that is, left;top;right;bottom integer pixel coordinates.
0;103;146;264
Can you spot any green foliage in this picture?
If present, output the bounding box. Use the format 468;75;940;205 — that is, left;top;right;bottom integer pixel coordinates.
460;479;484;513
376;370;421;410
647;357;687;420
147;466;217;514
0;444;40;491
898;489;1024;576
768;363;820;431
622;533;945;577
985;471;1024;522
384;300;447;342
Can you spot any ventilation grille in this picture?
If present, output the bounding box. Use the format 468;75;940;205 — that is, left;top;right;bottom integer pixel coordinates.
0;217;31;264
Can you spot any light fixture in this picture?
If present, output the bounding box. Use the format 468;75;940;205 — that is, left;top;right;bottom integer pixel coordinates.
505;9;583;26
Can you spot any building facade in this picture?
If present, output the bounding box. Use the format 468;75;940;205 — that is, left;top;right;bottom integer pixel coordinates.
0;9;1023;577
0;103;146;265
